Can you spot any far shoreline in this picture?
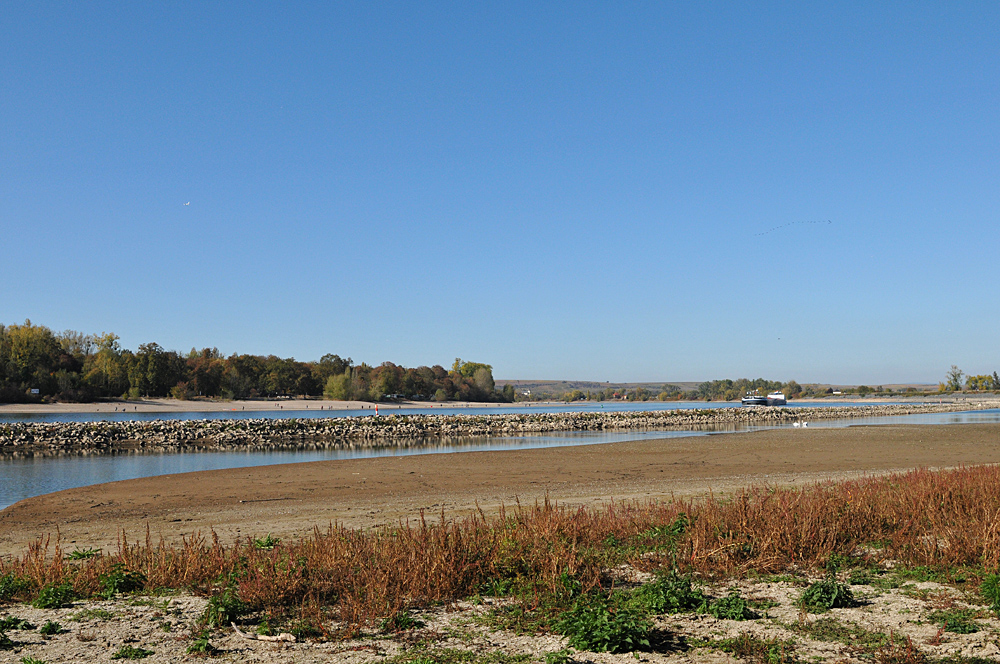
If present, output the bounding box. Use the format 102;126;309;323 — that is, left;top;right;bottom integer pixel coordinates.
0;393;986;415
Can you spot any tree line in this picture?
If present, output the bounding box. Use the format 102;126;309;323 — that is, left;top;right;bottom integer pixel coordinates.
0;320;514;404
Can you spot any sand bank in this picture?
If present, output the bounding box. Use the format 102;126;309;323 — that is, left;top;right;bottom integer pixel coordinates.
2;423;999;558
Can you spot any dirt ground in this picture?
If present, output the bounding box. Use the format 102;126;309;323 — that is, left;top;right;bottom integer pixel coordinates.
2;423;999;558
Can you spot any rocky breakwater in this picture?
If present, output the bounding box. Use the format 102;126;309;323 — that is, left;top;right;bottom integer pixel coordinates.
0;402;995;457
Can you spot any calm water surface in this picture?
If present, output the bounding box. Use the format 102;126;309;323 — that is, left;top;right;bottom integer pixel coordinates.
1;406;996;511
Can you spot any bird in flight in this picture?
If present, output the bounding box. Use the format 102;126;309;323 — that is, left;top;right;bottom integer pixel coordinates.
184;202;190;206
755;219;831;237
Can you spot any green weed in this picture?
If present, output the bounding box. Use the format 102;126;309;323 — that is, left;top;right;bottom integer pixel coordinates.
69;608;114;622
553;594;650;653
65;548;101;560
928;608;981;634
21;657;47;664
32;583;75;609
630;570;706;614
99;564;147;598
381;609;425;633
799;577;856;612
201;586;247;627
39;620;65;636
544;649;574;664
186;629;217;655
693;633;796;663
0;616;35;631
253;533;281;550
0;574;30;601
980;572;1000;615
110;644;154;659
705;590;757;620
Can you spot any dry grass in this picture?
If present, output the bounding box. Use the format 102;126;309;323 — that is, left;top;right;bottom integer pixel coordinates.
3;465;1000;633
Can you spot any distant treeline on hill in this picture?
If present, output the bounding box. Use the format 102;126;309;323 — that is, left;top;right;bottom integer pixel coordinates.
0;320;514;404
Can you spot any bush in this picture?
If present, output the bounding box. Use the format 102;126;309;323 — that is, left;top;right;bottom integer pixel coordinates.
799;578;856;613
553;595;650;653
32;583;75;609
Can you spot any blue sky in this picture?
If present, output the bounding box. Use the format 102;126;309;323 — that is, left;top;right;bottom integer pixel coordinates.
2;2;998;384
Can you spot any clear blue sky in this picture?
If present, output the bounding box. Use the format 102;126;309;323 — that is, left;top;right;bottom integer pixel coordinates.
2;2;998;385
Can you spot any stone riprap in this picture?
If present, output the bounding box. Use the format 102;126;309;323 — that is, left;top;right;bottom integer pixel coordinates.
0;401;995;457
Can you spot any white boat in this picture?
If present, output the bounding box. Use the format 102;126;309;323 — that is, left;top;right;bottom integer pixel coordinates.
741;390;787;406
766;391;787;406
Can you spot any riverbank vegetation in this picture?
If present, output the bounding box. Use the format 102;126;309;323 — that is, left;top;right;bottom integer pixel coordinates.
0;320;512;404
3;465;1000;660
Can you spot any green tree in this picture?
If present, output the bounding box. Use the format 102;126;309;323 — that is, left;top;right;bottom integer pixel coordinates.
946;365;965;392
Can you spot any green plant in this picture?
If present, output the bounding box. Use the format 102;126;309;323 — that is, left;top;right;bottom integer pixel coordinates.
381;609;425;632
69;608;114;622
186;629;217;655
799;577;856;612
32;583;75;609
21;657;47;664
0;617;35;631
848;568;874;585
631;570;706;614
110;645;155;659
65;547;101;560
289;618;324;639
0;574;31;601
705;590;757;620
201;586;247;627
553;595;650;653
253;533;281;550
39;620;65;636
980;572;1000;615
99;564;147;598
928;609;981;634
545;649;574;664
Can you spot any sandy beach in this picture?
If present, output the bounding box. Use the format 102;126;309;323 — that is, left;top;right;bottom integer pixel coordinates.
2;422;999;558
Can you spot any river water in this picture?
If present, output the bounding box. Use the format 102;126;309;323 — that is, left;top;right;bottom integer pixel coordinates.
1;405;997;511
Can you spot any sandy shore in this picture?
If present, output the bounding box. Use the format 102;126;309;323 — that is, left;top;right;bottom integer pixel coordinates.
2;422;999;558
